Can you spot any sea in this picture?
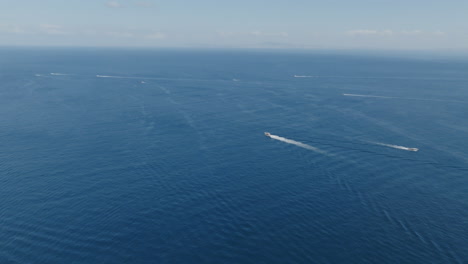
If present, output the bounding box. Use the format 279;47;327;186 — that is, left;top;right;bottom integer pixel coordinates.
0;47;467;263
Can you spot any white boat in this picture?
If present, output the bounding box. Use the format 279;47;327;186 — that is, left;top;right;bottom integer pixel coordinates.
407;148;419;152
264;132;271;137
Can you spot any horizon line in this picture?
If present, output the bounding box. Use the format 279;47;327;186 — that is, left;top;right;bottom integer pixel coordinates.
1;44;468;54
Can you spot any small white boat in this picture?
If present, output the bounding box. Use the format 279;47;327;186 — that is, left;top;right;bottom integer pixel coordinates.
264;132;271;137
407;148;419;152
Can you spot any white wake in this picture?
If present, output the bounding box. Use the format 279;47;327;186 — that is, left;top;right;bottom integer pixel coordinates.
343;93;395;99
269;134;328;155
96;75;128;78
372;142;419;152
343;93;464;103
50;73;69;76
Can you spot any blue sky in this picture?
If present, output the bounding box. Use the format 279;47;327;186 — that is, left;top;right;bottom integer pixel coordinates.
1;0;467;50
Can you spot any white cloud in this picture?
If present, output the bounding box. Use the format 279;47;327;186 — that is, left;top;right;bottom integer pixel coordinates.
217;31;235;37
82;29;98;36
433;30;446;36
346;29;446;37
0;24;26;34
136;1;153;7
217;31;288;38
106;1;122;8
104;31;167;39
250;31;288;37
145;32;166;39
401;30;423;35
0;23;70;35
346;29;394;36
106;31;134;38
40;24;68;35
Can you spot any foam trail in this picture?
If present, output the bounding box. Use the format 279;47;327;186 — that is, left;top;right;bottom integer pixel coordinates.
294;75;315;78
96;75;147;79
344;93;465;103
96;75;170;80
96;75;132;78
95;74;247;83
343;93;395;99
50;73;69;76
269;134;328;155
312;75;468;81
372;142;419;152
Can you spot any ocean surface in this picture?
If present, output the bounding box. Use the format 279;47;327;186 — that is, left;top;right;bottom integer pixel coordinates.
0;48;467;263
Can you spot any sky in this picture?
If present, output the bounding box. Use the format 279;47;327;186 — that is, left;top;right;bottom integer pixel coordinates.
1;0;467;50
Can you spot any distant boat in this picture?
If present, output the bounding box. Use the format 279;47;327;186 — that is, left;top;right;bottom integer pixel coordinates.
264;132;271;137
407;148;419;152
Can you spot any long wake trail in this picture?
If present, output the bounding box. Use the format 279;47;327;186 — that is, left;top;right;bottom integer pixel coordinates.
343;93;465;103
293;75;315;78
50;73;70;76
343;93;395;99
371;142;419;152
269;134;329;155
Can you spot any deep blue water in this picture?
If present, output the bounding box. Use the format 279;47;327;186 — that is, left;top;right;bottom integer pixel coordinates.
0;48;467;263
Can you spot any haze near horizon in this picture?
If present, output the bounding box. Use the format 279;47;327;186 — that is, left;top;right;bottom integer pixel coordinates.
1;0;467;50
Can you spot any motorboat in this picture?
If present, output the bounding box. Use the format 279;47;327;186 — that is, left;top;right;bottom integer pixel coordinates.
407;148;419;152
264;132;271;137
